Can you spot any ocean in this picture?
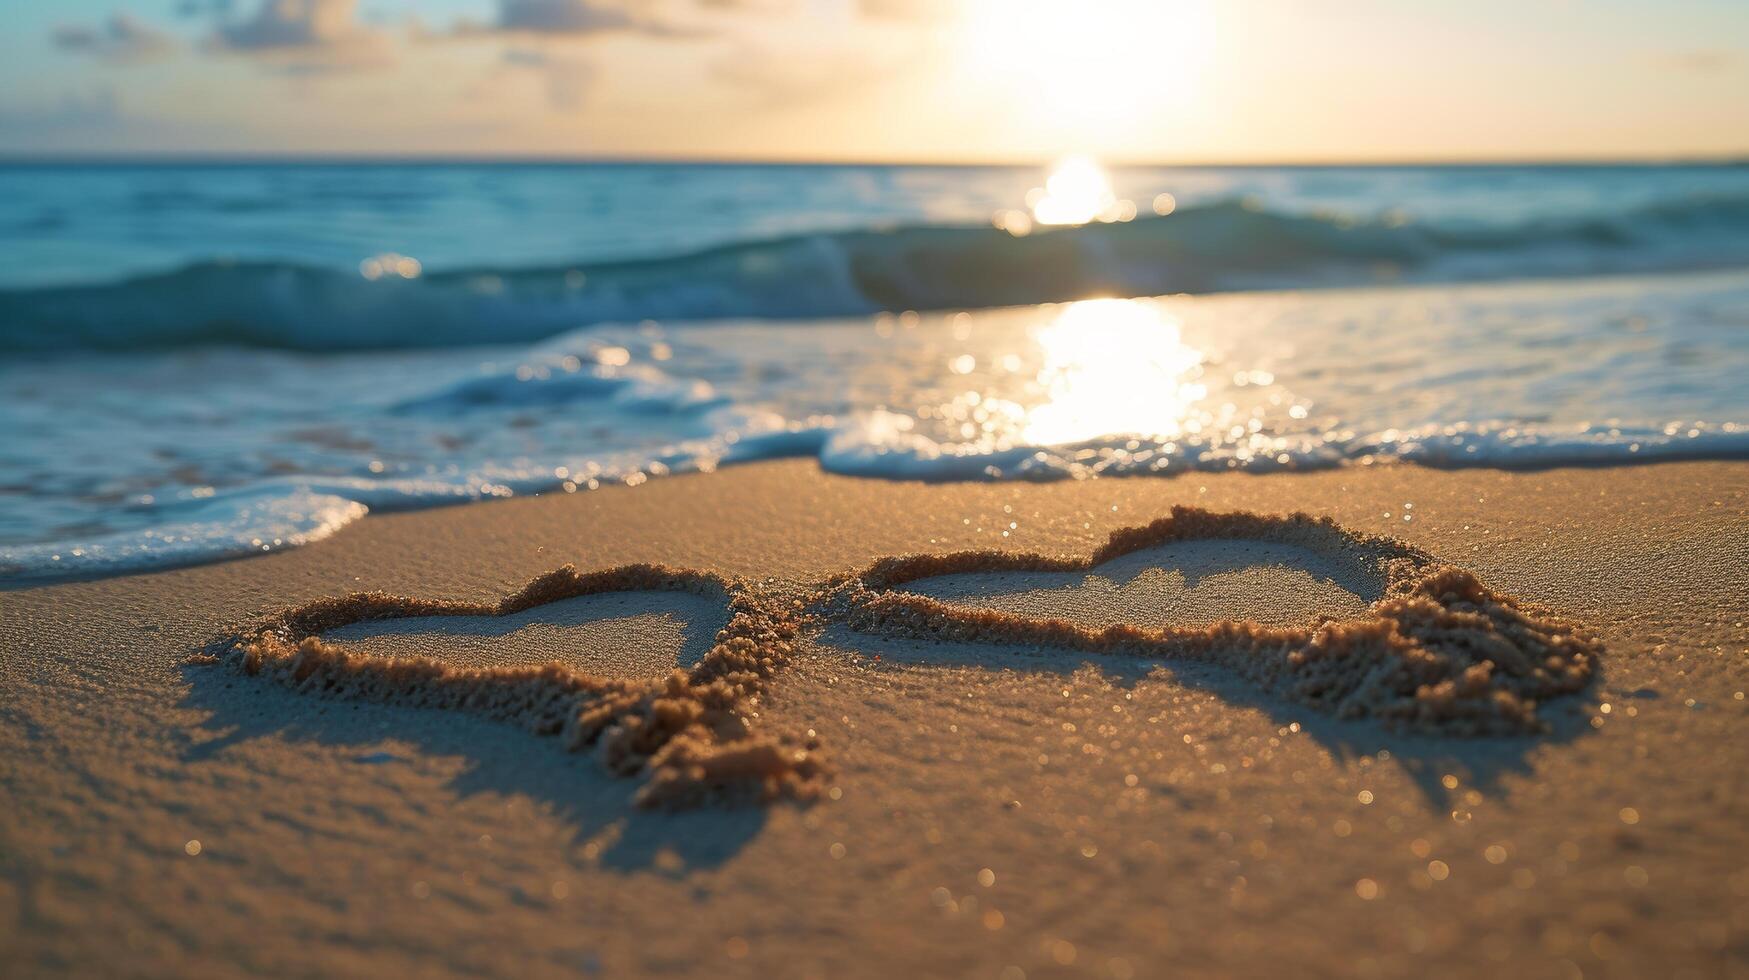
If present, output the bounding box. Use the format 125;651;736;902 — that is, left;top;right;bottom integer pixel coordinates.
4;160;1748;580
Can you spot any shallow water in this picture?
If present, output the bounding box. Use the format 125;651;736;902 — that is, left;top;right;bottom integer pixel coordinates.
3;162;1748;579
6;270;1746;579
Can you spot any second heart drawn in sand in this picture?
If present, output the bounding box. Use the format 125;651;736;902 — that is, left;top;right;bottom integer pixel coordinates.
819;507;1601;737
197;507;1602;808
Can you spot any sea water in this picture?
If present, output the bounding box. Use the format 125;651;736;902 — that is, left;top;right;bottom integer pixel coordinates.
3;162;1747;579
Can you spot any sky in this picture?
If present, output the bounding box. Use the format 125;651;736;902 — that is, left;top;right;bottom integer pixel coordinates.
2;0;1746;163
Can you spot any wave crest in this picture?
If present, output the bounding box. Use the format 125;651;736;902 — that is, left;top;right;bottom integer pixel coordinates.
7;194;1749;352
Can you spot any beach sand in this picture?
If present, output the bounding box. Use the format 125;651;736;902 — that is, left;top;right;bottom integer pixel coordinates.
3;460;1746;978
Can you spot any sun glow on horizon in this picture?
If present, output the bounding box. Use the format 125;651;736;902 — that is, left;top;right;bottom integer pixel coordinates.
954;0;1216;152
1029;156;1130;225
993;156;1144;234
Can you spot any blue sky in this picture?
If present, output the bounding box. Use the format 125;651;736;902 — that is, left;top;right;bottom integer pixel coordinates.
3;0;1746;162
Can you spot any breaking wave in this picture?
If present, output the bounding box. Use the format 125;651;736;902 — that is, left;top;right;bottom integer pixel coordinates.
7;194;1749;352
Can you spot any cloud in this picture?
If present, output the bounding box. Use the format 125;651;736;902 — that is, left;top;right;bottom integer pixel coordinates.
446;0;807;41
429;1;696;108
52;13;180;64
437;0;686;38
497;0;639;34
49;2;397;76
208;0;395;72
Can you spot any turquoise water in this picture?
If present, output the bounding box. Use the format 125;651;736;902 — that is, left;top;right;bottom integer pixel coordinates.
3;162;1747;579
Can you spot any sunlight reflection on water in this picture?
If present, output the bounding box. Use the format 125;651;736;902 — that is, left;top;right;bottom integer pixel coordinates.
1023;298;1207;444
901;295;1308;476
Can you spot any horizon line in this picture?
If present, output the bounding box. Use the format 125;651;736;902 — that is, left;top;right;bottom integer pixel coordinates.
2;151;1746;169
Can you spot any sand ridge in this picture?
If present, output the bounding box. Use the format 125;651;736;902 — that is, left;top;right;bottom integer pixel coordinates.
202;507;1601;808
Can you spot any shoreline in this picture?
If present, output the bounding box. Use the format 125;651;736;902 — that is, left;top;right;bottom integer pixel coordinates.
3;459;1746;976
11;434;1749;590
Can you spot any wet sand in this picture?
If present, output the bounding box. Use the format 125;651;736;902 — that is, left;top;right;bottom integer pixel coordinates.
2;460;1746;978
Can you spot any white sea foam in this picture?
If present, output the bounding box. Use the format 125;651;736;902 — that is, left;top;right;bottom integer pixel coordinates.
0;489;367;582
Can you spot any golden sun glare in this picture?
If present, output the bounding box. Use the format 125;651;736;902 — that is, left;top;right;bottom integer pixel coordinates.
953;0;1216;148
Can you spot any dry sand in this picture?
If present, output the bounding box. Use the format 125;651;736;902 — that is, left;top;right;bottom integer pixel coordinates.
2;460;1746;978
327;591;730;679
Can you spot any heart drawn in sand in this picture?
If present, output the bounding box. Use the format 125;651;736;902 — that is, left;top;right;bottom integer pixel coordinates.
196;565;825;808
199;507;1601;808
815;506;1601;737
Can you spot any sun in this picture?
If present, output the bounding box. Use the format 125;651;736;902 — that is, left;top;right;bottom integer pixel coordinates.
952;0;1216;152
